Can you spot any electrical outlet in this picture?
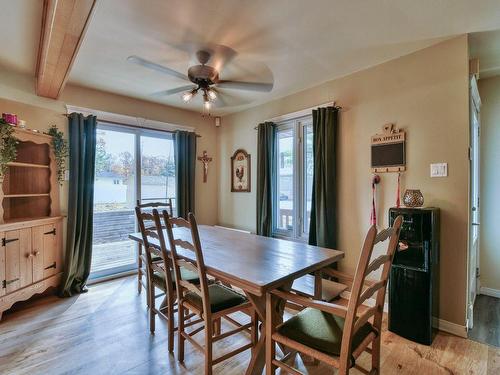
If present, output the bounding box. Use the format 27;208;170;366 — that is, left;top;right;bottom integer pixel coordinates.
430;163;447;177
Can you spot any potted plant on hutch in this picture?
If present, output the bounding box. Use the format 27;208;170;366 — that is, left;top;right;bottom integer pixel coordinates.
0;118;18;184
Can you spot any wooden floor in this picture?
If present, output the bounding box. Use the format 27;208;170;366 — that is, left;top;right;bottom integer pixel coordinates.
469;295;500;348
0;276;499;375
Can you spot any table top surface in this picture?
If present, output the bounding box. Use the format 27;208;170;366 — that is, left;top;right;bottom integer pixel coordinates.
129;225;343;296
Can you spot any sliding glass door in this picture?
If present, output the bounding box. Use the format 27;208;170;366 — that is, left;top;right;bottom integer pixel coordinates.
90;123;176;279
139;135;176;215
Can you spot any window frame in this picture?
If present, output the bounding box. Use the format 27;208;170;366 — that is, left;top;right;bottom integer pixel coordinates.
272;115;313;241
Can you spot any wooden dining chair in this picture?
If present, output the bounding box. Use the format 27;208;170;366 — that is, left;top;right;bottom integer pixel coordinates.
163;211;258;375
136;199;173;295
135;205;188;354
266;216;403;375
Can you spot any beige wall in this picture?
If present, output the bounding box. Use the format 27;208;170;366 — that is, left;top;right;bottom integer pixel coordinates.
0;71;218;225
217;36;470;325
478;76;500;291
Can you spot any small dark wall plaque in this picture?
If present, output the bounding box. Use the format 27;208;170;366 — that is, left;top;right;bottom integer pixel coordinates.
371;123;406;173
231;149;251;192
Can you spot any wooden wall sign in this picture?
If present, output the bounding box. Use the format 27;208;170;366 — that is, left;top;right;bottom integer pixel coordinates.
231;149;251;192
371;123;406;173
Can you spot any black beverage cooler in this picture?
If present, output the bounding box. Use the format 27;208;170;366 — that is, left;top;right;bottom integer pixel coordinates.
388;207;440;345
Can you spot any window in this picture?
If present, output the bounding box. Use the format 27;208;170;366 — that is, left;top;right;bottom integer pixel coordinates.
273;115;313;240
90;123;176;279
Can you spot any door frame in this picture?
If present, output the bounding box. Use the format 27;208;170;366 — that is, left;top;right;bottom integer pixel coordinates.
467;75;481;330
89;122;174;280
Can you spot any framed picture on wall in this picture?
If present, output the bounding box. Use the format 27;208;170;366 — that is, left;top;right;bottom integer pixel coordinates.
231;149;251;192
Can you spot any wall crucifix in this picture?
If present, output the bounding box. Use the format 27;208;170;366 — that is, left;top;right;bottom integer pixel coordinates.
197;150;212;183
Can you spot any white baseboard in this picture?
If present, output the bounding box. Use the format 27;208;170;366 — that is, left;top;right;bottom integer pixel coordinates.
214;225;251;234
432;317;468;338
479;286;500;299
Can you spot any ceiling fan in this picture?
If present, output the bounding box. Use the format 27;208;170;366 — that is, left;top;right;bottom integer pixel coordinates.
127;49;273;111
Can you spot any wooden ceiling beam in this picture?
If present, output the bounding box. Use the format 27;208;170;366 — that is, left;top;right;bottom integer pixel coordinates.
36;0;97;99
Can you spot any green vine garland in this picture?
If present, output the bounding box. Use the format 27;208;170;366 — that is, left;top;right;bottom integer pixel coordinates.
0;119;18;178
47;125;69;184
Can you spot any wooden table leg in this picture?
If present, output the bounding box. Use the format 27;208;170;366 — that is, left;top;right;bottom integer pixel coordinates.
245;281;292;375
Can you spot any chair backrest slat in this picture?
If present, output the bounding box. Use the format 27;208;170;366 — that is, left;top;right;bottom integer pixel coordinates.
169;216;191;228
357;279;386;307
374;227;394;244
364;254;391;276
173;239;196;252
176;258;199;274
353;305;379;335
136;198;174;215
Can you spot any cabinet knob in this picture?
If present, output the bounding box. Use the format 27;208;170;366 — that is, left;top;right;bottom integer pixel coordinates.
27;253;33;258
33;251;40;256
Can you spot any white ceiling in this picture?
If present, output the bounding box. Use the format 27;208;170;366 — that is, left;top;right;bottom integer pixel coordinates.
469;29;500;79
3;1;500;115
0;0;42;75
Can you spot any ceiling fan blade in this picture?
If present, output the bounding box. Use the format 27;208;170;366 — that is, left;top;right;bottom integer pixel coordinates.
216;80;273;92
212;88;250;108
151;85;197;97
127;55;189;81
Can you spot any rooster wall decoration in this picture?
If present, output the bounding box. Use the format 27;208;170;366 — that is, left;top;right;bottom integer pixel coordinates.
236;166;244;182
231;149;251;192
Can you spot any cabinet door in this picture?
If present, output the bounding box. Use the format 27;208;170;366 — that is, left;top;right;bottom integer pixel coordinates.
31;226;45;282
4;229;32;293
42;222;62;279
0;232;4;297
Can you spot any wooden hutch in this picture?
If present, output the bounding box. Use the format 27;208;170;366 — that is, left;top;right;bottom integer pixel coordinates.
0;128;63;319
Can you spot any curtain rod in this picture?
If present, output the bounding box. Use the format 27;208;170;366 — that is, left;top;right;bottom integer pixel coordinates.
61;113;201;137
253;101;343;130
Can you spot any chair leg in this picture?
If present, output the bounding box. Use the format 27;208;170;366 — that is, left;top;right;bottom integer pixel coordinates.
178;303;185;362
137;244;143;294
205;321;213;375
149;285;155;334
167;295;175;353
372;335;381;374
144;275;151;309
251;310;258;354
266;293;276;375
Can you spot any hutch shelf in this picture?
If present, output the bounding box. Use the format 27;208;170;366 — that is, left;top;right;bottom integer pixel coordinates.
0;128;63;319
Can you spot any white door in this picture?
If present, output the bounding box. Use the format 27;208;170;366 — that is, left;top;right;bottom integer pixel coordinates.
468;76;481;330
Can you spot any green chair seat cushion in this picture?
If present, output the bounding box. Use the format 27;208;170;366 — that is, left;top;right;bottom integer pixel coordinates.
185;284;247;313
278;307;374;356
152;267;200;291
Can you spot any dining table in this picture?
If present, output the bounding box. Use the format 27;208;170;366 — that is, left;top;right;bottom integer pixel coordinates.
129;225;344;375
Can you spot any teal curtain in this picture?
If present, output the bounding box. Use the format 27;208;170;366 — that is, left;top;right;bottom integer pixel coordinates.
256;122;276;236
308;107;338;249
60;113;97;297
174;130;196;218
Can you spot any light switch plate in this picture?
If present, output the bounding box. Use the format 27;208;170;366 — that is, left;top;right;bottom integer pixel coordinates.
430;163;448;177
64;170;70;181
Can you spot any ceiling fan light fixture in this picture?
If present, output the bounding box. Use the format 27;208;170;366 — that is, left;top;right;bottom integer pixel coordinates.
182;88;198;102
203;92;211;111
182;91;194;102
207;88;217;101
